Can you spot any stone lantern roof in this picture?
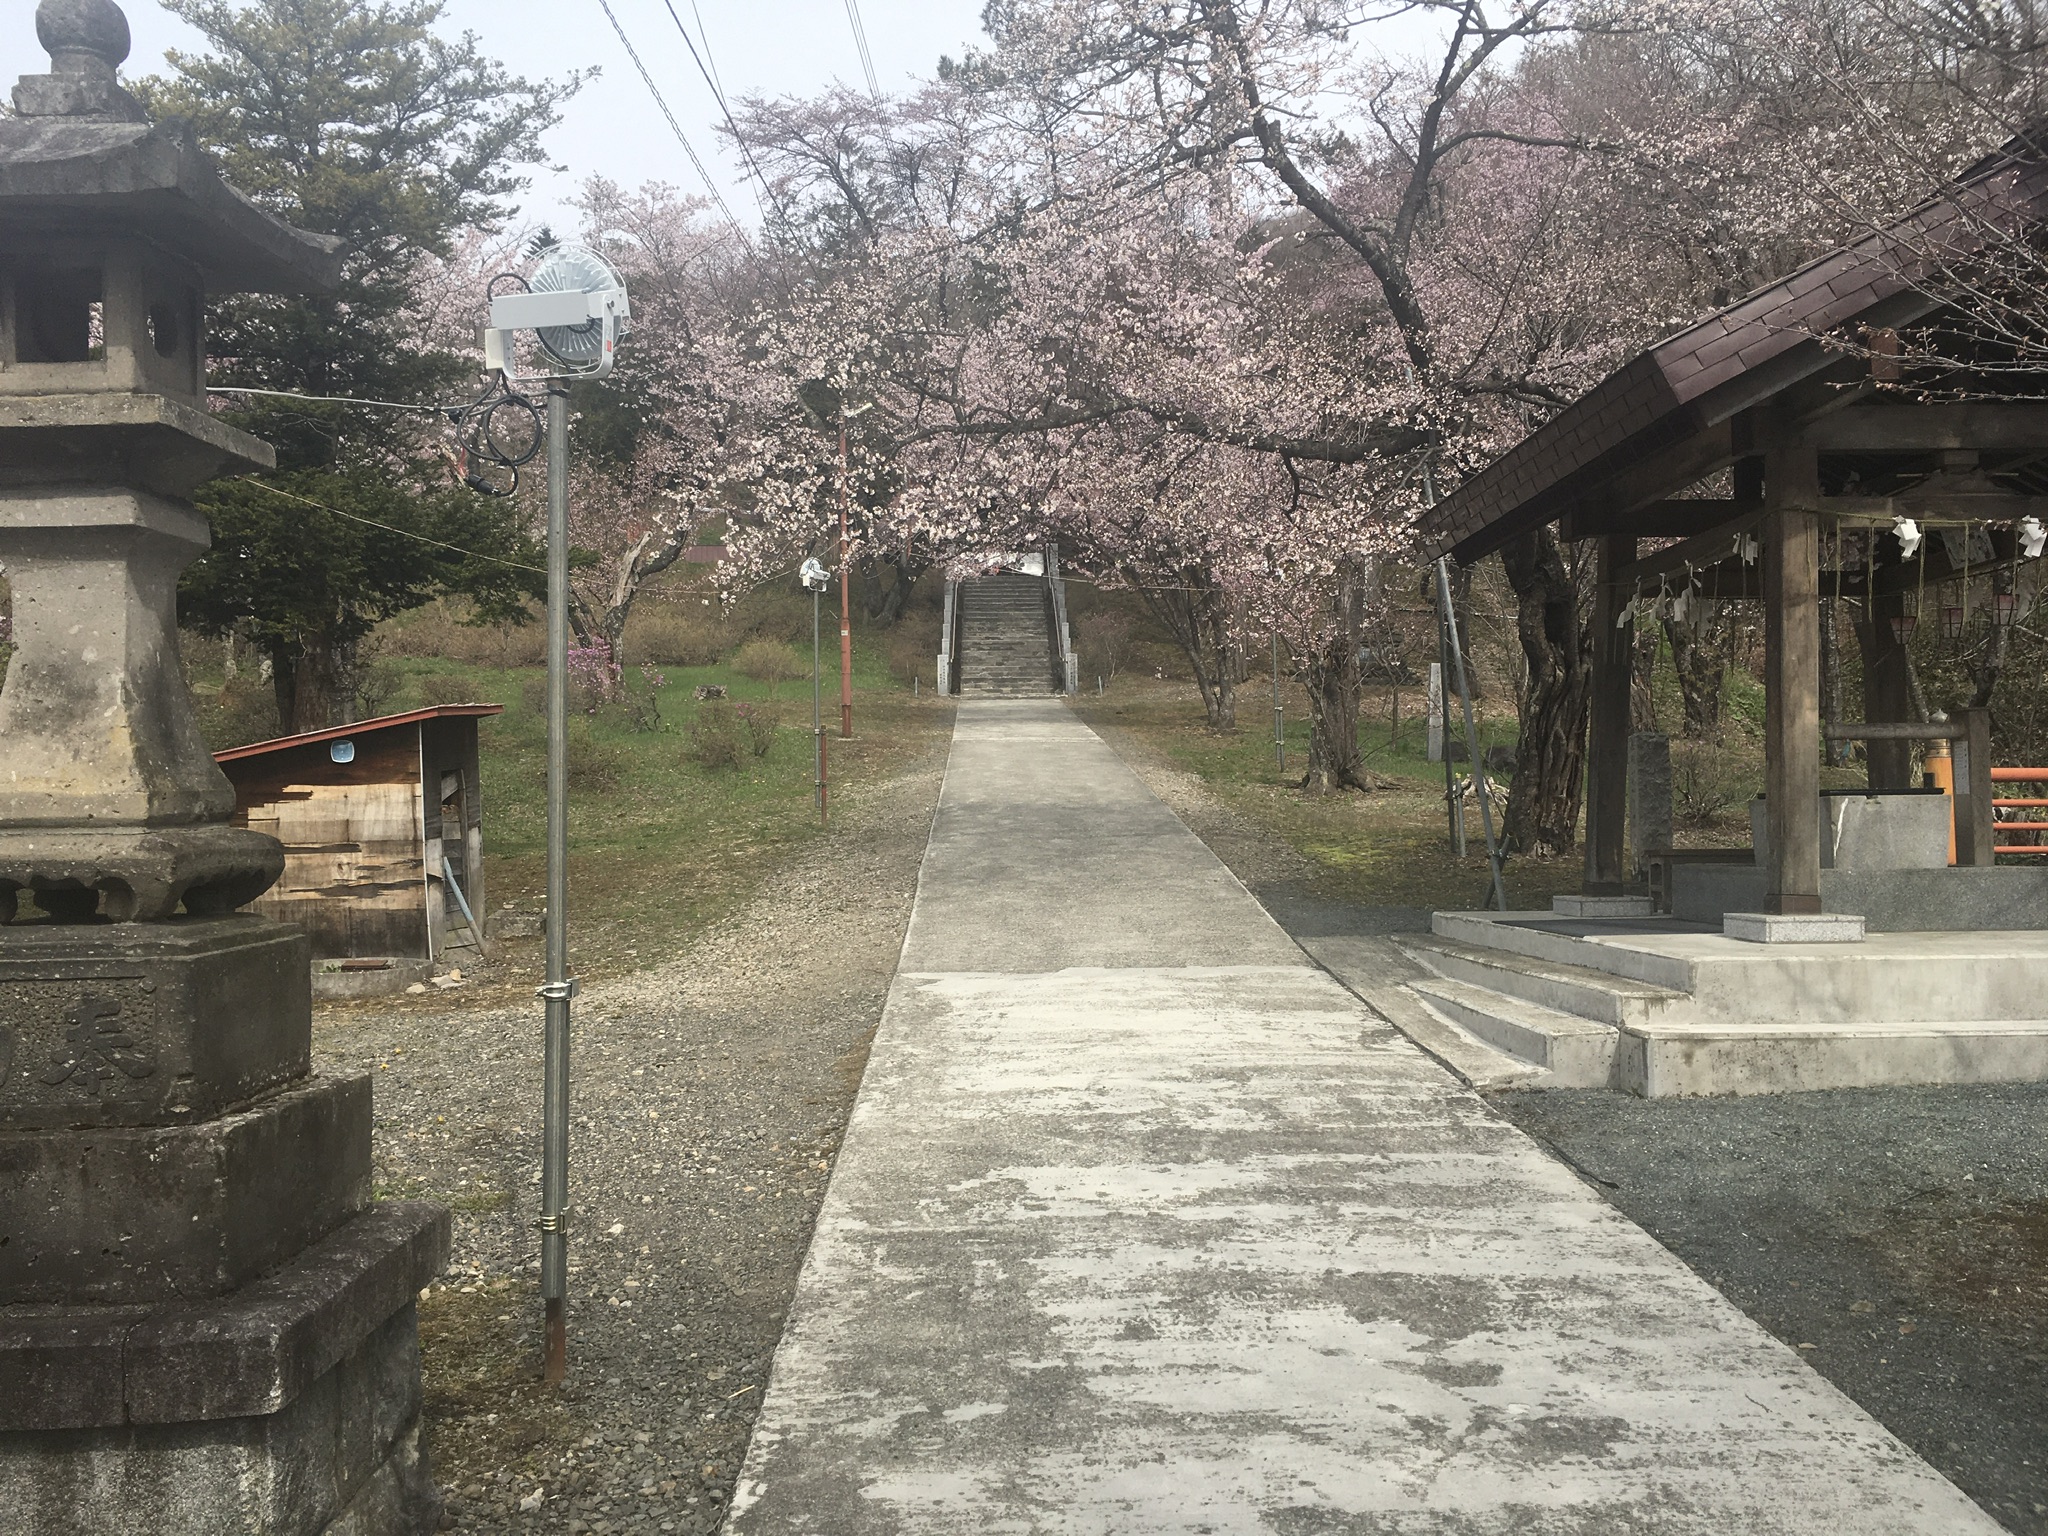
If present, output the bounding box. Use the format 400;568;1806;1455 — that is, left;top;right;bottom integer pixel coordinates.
0;0;344;295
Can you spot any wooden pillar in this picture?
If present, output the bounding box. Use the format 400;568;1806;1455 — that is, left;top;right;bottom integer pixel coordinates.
1583;533;1636;894
1764;445;1823;914
1863;587;1915;790
1955;706;1996;866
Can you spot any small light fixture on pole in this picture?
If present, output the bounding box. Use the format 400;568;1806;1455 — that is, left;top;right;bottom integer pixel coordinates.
801;557;831;825
1891;592;1919;647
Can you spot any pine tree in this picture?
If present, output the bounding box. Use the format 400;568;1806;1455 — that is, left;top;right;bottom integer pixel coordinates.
147;0;582;728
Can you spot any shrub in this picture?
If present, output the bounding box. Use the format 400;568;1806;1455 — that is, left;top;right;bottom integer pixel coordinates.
734;638;803;698
377;598;543;666
626;604;726;667
686;700;746;769
414;670;488;708
1671;738;1756;828
736;701;777;757
1077;610;1133;682
566;724;625;792
193;678;281;751
351;659;404;719
567;644;619;713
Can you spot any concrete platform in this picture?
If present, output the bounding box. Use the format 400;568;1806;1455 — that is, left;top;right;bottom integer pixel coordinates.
728;699;2002;1533
1382;911;2048;1095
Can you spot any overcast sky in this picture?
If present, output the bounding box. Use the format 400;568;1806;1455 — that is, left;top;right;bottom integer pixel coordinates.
101;0;994;233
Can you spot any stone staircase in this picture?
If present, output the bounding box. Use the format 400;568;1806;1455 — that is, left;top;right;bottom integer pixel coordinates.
957;572;1054;696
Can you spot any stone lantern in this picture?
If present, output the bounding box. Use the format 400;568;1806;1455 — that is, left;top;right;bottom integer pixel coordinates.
0;3;448;1532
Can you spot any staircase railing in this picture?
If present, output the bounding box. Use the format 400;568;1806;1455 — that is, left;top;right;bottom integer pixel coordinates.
1046;542;1078;695
938;577;959;695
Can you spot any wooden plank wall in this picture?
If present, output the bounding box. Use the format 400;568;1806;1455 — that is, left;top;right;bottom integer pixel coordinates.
228;729;428;959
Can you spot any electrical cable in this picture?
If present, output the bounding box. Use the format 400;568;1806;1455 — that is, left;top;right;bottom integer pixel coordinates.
657;0;787;226
209;376;545;498
593;0;753;248
843;0;882;98
227;477;547;574
208;386;443;414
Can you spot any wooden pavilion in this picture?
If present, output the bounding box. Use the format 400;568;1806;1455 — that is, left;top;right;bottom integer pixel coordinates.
1423;131;2048;928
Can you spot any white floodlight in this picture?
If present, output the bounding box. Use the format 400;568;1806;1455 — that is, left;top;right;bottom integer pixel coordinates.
483;244;632;381
799;557;831;591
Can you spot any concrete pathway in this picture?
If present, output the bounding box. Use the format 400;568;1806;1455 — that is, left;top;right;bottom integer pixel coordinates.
728;699;1999;1536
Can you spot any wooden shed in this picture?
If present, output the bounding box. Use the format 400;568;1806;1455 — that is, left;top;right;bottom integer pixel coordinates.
215;705;503;963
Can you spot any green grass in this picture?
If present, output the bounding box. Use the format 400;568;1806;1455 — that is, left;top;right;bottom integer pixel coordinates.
1075;677;1585;913
401;642;949;986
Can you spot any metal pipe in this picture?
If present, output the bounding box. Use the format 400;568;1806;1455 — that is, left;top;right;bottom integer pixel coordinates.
813;584;827;825
540;384;574;1384
1823;721;1964;741
838;410;853;738
1437;557;1508;912
1272;634;1285;772
1438;602;1463;858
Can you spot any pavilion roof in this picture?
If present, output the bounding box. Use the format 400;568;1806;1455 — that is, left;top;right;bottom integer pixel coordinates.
1419;130;2048;565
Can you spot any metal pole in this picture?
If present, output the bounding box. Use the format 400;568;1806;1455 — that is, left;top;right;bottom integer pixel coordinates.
1438;556;1508;912
539;383;575;1384
813;585;827;826
838;410;853;739
1272;633;1285;773
1438;600;1463;858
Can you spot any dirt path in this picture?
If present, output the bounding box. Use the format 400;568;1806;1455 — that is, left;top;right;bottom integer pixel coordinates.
312;747;947;1536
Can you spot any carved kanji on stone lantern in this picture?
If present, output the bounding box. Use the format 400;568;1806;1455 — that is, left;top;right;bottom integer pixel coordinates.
0;4;449;1531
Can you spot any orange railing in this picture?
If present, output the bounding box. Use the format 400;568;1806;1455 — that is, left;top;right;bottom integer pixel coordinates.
1991;767;2048;855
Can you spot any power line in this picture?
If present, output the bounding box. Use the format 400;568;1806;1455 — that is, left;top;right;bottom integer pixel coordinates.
689;0;726;99
656;0;788;226
209;385;443;413
843;0;882;99
229;477;547;575
593;0;752;248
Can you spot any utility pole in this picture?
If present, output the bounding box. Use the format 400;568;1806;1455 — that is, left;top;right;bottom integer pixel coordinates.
838;406;854;739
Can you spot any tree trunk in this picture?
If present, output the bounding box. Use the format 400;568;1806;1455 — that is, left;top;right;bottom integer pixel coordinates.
1298;570;1370;794
1629;622;1659;733
1500;529;1592;856
1133;568;1237;729
271;636;347;734
1663;603;1727;739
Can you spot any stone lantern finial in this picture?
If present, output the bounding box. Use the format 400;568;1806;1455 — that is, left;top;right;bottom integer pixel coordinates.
15;0;148;122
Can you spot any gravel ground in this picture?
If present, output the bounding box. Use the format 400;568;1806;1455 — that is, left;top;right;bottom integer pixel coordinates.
1496;1085;2048;1536
311;750;946;1535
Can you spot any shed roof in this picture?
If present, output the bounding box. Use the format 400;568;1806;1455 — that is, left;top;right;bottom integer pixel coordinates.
1419;132;2048;564
214;704;504;764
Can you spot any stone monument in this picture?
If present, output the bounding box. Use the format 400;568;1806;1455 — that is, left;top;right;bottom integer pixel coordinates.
0;2;448;1530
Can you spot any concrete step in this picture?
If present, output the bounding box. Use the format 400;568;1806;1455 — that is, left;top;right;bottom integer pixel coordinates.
1431;910;1695;989
1290;933;1546;1091
1394;933;1688;1028
1405;978;1619;1087
1617;1017;2048;1096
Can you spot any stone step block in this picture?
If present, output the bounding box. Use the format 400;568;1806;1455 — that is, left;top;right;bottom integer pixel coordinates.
1615;1017;2048;1096
1406;978;1619;1086
0;1073;370;1304
1394;933;1687;1027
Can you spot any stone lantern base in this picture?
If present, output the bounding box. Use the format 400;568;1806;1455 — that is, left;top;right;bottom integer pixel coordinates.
0;918;449;1536
0;1203;447;1536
